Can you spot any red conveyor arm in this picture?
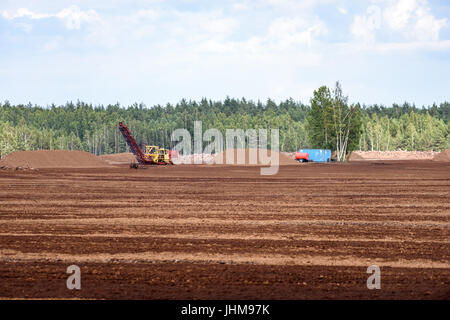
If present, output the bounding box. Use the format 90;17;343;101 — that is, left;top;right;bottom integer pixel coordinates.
118;122;151;164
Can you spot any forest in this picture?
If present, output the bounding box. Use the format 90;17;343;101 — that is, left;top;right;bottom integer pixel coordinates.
0;92;449;157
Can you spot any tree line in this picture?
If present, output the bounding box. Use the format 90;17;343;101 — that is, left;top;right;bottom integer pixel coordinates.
0;85;449;158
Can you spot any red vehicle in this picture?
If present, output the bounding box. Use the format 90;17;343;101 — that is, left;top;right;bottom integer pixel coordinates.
295;148;332;163
295;151;309;163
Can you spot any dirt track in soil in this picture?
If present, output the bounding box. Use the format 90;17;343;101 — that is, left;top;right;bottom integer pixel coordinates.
0;161;449;299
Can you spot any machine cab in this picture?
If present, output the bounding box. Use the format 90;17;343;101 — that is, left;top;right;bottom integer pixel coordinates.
145;145;159;155
145;145;171;164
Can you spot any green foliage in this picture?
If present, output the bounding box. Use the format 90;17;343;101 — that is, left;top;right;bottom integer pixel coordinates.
306;82;363;161
359;111;449;151
306;86;332;149
0;98;310;156
0;95;448;158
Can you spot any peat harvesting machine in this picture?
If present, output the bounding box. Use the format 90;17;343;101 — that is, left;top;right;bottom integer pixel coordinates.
118;122;176;167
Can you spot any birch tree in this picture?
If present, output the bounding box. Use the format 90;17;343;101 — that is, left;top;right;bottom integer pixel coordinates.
328;82;362;161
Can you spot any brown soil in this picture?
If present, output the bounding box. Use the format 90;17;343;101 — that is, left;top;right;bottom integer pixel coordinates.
0;162;449;299
0;150;110;169
99;149;298;166
349;151;439;161
213;148;298;165
281;152;296;160
99;152;136;165
349;152;365;161
433;148;450;162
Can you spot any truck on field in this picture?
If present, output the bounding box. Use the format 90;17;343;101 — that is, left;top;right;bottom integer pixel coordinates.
295;149;332;163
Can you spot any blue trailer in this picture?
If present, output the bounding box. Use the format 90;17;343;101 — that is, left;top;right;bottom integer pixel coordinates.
295;149;332;162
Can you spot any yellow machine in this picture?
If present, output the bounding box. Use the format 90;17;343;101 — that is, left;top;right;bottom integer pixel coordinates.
145;145;171;164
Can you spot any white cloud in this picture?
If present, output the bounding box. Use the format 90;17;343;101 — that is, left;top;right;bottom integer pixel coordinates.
42;37;63;52
383;0;417;30
17;23;33;33
338;7;348;15
268;17;327;47
263;0;334;11
232;2;249;11
374;39;450;52
337;39;450;54
55;6;99;30
2;5;100;30
136;9;159;20
351;0;447;43
2;8;51;20
165;10;239;47
351;5;382;43
382;0;447;41
411;5;447;41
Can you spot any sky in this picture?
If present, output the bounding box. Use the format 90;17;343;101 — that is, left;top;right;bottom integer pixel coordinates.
0;0;449;108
